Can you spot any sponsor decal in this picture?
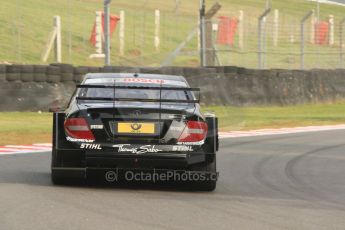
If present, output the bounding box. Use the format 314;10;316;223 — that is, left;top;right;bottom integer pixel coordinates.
123;78;165;84
169;126;184;132
66;136;94;143
130;110;141;117
90;125;104;130
113;144;162;155
85;78;187;87
112;144;194;154
177;140;204;146
172;146;193;152
80;143;102;150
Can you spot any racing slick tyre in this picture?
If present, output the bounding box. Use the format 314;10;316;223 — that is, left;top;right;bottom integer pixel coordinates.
51;150;71;185
190;116;218;191
51;113;85;185
51;151;85;185
51;171;72;185
203;116;219;161
51;172;82;185
190;157;217;191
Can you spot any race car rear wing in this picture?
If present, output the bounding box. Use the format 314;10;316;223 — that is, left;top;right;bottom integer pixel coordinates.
75;85;201;104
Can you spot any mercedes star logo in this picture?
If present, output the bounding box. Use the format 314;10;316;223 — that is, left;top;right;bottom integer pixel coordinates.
132;110;141;117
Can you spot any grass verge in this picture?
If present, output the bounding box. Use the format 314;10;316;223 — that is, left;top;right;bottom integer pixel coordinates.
205;102;345;131
0;112;52;145
2;102;345;145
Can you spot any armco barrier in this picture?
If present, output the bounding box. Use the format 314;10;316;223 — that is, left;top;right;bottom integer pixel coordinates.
0;64;345;111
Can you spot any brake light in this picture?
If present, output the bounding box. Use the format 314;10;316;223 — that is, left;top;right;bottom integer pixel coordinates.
64;118;95;140
178;121;208;143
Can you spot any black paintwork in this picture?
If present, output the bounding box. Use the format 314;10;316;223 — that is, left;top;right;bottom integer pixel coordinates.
52;73;218;175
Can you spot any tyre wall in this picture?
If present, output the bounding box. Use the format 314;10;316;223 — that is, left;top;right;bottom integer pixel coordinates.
0;64;345;111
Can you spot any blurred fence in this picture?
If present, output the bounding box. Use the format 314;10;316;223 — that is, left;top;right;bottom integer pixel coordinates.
211;9;345;69
0;0;199;67
1;0;345;70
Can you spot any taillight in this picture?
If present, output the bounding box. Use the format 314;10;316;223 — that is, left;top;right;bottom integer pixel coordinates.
64;118;95;140
178;121;208;143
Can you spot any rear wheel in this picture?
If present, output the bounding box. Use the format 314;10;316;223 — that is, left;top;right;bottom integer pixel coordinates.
51;151;68;185
190;156;217;191
51;113;85;185
199;159;217;191
192;116;218;191
51;149;84;185
51;172;73;185
51;172;84;185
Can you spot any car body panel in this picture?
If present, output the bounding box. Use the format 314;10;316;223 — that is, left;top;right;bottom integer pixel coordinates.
52;73;217;172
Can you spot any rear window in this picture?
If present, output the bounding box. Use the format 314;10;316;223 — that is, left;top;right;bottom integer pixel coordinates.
79;78;194;103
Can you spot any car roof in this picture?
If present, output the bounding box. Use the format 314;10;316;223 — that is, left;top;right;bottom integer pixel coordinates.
84;73;187;82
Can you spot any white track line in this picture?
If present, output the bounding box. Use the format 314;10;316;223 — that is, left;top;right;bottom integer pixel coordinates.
219;124;345;139
33;143;52;147
4;145;52;150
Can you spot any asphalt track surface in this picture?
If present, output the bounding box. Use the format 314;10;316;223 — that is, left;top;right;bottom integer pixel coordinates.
0;130;345;230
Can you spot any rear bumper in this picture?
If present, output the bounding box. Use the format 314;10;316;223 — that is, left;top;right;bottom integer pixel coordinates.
53;148;210;169
85;152;206;169
51;166;218;182
51;167;86;179
52;150;217;182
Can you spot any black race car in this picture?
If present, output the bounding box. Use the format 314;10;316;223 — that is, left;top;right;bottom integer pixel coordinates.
51;73;218;190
